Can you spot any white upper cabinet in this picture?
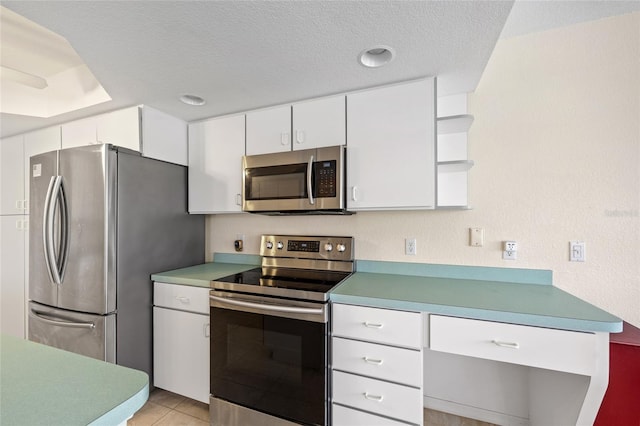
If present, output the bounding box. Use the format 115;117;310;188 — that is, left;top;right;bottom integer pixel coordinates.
1;135;25;215
347;78;436;210
188;114;245;214
245;105;291;156
60;116;100;149
61;106;188;165
246;96;346;156
292;95;345;151
140;107;188;166
23;127;62;214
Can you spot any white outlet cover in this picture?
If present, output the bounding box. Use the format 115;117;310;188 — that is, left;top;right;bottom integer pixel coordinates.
503;250;517;260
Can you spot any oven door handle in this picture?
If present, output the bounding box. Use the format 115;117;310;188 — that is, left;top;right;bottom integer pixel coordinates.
209;294;324;315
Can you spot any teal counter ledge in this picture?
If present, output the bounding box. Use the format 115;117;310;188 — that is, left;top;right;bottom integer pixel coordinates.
0;335;148;426
330;260;622;333
151;253;260;288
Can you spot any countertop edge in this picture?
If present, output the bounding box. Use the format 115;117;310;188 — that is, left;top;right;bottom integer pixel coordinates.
330;294;622;333
89;383;149;426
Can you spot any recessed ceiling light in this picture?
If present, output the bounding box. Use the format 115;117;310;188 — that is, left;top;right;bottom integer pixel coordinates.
179;94;206;106
358;46;395;68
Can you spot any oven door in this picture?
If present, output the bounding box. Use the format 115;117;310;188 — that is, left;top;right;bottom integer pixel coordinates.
242;146;345;213
210;291;328;426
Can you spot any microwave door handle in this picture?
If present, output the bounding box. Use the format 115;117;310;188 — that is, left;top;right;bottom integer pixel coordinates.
307;155;315;205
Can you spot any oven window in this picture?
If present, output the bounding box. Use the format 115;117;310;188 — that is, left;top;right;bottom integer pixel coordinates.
245;164;308;200
211;307;327;426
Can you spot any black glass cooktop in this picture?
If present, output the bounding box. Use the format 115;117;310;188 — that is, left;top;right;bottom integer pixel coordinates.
212;267;351;300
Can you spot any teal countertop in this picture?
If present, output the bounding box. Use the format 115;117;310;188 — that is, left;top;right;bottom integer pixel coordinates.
151;253;260;287
151;254;621;334
0;335;148;426
331;261;622;333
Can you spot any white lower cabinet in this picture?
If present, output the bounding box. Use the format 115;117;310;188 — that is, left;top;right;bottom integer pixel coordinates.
426;314;610;426
332;403;410;426
0;216;27;338
332;303;423;426
153;282;209;403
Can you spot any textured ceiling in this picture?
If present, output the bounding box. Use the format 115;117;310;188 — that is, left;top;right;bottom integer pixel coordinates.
1;1;639;139
0;1;514;138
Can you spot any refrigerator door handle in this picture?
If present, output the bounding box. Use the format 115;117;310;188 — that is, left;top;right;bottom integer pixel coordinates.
42;176;57;284
56;178;70;282
43;176;69;285
29;309;96;329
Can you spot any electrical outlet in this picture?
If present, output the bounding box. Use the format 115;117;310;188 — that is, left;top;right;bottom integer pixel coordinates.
405;238;417;255
502;241;517;260
570;241;586;262
502;250;517;260
503;241;517;252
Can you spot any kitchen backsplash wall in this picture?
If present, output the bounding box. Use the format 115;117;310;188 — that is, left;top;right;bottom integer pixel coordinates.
207;12;640;328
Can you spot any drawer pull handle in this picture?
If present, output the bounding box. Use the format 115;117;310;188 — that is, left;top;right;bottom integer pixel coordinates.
363;392;384;402
363;322;383;329
492;339;520;349
363;357;384;365
176;296;190;304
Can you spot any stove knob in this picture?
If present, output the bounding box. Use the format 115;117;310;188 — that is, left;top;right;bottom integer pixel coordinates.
324;243;333;252
265;241;273;250
336;243;346;252
277;241;284;250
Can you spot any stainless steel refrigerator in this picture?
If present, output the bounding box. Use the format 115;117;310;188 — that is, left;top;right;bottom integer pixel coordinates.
28;144;204;380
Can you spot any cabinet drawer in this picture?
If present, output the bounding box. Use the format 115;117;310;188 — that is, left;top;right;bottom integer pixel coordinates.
154;282;210;314
332;304;422;349
429;315;597;375
332;403;412;426
332;337;422;387
332;371;422;425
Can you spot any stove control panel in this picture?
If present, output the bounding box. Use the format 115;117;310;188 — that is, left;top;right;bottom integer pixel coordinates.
261;235;354;261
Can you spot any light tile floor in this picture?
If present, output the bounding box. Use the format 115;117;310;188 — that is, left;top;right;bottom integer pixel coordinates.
129;389;495;426
128;389;208;426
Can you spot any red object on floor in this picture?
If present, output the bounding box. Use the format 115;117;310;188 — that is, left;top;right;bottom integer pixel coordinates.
594;321;640;426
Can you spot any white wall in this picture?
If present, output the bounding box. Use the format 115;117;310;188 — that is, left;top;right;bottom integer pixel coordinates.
207;13;640;328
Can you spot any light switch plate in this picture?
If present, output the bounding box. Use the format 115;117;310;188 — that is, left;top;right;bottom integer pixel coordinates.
469;228;484;247
570;241;586;262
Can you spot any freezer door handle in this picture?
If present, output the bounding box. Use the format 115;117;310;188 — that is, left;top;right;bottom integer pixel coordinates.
43;176;70;285
30;309;96;329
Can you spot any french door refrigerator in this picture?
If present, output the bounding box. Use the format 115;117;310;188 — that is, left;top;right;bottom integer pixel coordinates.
28;144;204;380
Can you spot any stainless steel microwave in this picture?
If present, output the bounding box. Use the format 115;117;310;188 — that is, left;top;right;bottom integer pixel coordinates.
242;145;350;214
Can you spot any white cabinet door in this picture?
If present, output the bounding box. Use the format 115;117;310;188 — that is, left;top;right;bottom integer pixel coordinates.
0;135;25;215
292;95;345;151
347;79;436;210
96;106;141;151
188;115;245;213
61;116;99;149
24;127;61;214
153;306;210;403
333;371;423;425
141;106;188;166
332;304;423;349
246;105;291;155
332;404;410;426
0;215;27;338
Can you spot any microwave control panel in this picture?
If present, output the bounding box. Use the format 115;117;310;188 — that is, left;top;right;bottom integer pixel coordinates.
314;160;336;197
